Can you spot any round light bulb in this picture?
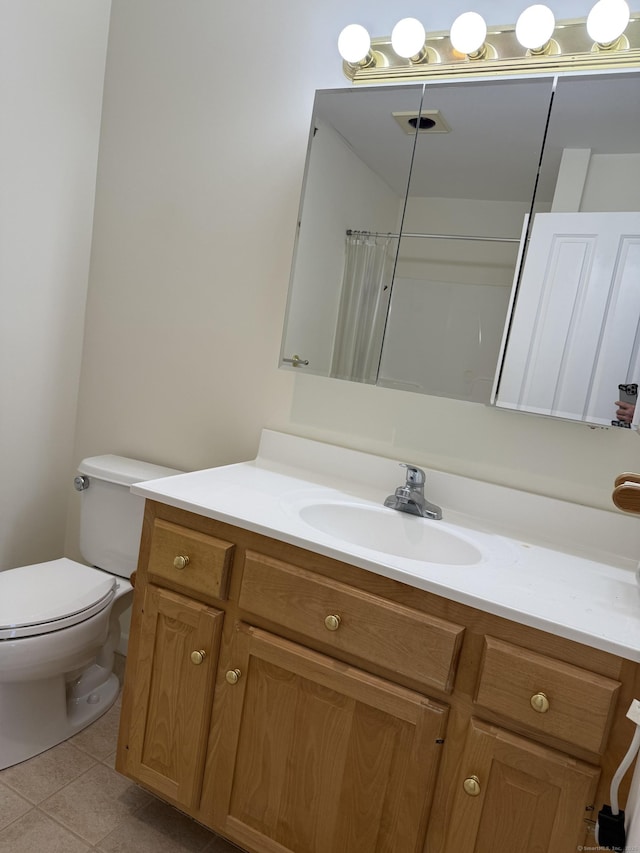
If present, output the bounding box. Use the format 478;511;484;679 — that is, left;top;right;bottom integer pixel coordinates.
515;5;556;50
450;12;487;55
391;18;426;59
338;24;371;64
587;0;630;44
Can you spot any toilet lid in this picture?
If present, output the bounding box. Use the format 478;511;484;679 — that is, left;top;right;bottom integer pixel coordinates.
0;558;116;640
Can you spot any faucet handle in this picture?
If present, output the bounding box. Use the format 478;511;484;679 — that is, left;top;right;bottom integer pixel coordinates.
400;463;426;487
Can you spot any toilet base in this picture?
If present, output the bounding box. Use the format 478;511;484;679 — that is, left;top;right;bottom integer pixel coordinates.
67;664;120;731
0;667;120;770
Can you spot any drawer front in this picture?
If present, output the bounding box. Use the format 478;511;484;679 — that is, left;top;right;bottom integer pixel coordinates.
475;636;620;753
147;518;234;600
238;551;464;693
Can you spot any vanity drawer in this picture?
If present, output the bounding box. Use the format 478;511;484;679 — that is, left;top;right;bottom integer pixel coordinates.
238;550;464;693
474;636;620;753
147;518;234;601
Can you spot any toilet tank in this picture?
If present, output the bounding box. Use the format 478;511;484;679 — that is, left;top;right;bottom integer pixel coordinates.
76;455;183;578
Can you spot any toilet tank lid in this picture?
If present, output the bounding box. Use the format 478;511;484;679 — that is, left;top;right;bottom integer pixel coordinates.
77;454;183;486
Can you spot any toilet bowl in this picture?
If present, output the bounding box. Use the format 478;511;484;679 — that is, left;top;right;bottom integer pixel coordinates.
0;455;182;770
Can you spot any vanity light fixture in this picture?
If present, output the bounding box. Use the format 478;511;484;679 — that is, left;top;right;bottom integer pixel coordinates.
337;24;376;74
339;7;640;83
449;12;495;59
515;5;559;54
587;0;631;48
390;18;433;63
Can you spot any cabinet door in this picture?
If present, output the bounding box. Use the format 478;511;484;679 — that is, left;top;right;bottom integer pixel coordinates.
121;585;223;809
443;718;599;853
201;623;448;853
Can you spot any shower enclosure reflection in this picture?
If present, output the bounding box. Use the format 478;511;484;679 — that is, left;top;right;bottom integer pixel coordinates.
330;231;397;384
376;77;553;401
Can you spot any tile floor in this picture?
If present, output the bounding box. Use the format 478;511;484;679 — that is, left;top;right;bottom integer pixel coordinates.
0;690;243;853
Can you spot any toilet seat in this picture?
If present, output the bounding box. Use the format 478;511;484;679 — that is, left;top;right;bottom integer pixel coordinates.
0;558;116;640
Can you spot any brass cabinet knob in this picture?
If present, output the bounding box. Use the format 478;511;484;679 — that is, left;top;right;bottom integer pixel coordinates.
225;669;242;685
463;775;481;797
190;649;206;665
530;692;550;713
173;555;190;570
324;614;342;631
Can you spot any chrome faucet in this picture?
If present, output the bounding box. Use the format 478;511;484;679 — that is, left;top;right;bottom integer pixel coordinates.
384;463;442;519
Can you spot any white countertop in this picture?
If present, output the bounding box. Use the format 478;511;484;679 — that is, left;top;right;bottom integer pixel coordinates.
132;430;640;662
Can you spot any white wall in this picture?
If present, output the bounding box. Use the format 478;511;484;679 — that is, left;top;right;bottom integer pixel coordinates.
66;0;632;566
0;1;111;569
582;153;640;211
282;120;400;375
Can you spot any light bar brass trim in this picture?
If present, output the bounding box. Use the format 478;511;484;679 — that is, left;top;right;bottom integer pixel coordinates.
346;15;640;83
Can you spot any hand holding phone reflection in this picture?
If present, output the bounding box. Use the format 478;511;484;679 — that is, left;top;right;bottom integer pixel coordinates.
613;383;638;427
615;400;636;424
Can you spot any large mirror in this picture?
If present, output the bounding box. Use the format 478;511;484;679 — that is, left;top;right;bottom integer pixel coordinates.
280;70;640;426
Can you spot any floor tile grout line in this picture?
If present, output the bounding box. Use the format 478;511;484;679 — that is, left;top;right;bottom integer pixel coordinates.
37;768;158;849
0;780;33;833
33;804;100;850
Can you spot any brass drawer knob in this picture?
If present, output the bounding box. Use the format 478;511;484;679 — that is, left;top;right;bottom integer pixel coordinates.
530;692;550;713
463;775;481;797
324;614;341;631
190;649;206;665
173;555;190;570
226;669;242;685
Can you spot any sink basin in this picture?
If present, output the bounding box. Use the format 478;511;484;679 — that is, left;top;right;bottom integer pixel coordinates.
297;502;483;565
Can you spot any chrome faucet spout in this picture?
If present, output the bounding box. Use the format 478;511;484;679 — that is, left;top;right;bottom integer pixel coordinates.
384;463;442;520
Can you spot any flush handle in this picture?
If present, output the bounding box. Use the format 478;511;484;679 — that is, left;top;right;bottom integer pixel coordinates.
173;555;190;570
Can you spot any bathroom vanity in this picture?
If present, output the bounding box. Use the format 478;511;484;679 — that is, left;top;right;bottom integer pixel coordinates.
116;431;640;853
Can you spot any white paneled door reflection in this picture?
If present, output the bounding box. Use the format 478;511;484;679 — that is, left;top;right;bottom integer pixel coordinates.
496;212;640;426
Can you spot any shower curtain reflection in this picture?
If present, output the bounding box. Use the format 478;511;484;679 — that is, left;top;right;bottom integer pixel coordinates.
330;231;397;383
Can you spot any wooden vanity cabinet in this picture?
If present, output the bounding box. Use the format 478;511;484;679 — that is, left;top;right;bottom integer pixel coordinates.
443;718;601;853
200;622;448;852
116;501;640;853
435;634;622;853
116;515;231;809
119;584;223;809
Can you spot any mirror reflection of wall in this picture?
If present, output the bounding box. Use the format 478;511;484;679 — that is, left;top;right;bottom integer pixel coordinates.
495;72;640;427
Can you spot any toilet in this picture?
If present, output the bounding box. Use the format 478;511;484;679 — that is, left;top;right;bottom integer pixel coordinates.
0;454;182;770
